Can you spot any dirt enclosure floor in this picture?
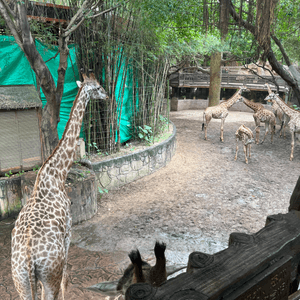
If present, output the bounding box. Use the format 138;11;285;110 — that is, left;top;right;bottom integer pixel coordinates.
1;109;300;299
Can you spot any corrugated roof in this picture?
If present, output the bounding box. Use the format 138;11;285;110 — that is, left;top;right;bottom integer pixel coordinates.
0;85;42;110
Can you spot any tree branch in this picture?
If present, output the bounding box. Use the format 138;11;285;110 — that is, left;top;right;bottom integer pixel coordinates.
228;0;300;98
0;1;23;50
89;1;128;18
271;34;291;66
45;51;59;63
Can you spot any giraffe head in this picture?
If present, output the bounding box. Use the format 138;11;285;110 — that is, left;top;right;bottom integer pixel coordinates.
76;73;107;107
245;135;255;145
264;92;278;105
237;96;244;103
239;86;250;94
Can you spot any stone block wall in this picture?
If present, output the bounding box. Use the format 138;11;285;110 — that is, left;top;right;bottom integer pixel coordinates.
0;167;97;224
92;123;177;190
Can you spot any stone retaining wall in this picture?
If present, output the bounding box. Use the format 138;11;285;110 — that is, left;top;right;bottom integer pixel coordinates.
0;123;177;220
92;122;177;190
0;167;97;224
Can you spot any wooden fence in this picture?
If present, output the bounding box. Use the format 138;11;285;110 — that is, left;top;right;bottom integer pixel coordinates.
126;176;300;300
169;73;289;92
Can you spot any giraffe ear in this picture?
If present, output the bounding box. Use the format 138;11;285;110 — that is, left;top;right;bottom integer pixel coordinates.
76;81;82;88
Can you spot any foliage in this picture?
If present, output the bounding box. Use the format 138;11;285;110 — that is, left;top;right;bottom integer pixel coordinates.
137;125;153;144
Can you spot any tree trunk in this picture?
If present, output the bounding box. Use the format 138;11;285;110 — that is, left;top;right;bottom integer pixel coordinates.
228;0;300;105
208;51;222;107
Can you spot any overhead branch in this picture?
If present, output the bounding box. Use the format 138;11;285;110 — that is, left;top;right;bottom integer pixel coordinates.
228;0;299;95
89;1;128;18
0;0;16;19
271;34;291;66
0;1;23;50
243;62;280;92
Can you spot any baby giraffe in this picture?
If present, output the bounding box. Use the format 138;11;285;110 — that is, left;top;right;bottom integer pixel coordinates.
234;124;255;164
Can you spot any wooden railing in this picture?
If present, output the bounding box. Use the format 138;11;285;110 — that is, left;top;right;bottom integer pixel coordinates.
126;176;300;300
169;72;289;92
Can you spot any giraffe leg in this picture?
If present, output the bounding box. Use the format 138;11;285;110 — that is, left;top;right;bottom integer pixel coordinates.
271;122;275;144
234;140;238;161
243;144;248;164
40;263;64;300
291;131;295;161
204;115;211;140
12;267;37;300
220;118;225;142
279;120;284;138
254;117;260;144
261;123;269;144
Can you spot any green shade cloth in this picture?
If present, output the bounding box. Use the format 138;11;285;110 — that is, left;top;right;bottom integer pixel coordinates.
0;36;133;143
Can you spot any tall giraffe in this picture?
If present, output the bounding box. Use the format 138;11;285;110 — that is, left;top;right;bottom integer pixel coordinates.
265;83;289;138
239;96;276;144
264;92;300;161
202;86;248;142
11;73;107;300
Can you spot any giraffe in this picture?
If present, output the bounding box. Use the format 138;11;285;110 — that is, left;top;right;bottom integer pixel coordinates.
264;92;300;161
202;86;248;142
238;96;276;144
11;73;107;300
265;83;289;138
234;124;255;164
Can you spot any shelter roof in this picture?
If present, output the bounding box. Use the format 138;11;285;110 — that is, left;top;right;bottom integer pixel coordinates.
0;85;42;110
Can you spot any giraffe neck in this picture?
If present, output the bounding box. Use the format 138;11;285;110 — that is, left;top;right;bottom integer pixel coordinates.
223;89;242;109
243;98;261;112
34;86;87;191
274;96;294;117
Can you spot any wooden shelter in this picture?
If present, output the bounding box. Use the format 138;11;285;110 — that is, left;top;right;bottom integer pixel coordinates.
27;1;72;23
169;65;290;92
0;85;42;176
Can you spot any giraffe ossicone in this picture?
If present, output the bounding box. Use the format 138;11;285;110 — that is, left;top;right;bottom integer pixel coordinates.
11;73;107;300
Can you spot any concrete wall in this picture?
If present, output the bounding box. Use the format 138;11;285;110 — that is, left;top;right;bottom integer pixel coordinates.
0;167;97;224
92;123;177;190
171;98;273;113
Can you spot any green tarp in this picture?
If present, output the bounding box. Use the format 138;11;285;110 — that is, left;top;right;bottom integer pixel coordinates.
0;36;132;143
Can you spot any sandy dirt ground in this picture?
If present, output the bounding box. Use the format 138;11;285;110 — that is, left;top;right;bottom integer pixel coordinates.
1;109;300;299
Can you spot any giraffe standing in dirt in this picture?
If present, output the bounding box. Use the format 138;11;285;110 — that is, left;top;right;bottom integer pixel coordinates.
239;96;276;144
265;92;300;161
234;124;255;164
11;73;107;300
265;83;288;137
202;86;248;142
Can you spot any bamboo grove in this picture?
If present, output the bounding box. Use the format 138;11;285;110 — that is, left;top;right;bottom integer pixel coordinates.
73;1;170;155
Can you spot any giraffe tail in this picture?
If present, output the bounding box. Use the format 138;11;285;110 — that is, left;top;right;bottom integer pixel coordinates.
202;112;205;131
26;230;37;300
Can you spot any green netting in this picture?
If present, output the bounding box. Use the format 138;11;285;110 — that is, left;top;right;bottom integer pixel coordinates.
0;36;133;143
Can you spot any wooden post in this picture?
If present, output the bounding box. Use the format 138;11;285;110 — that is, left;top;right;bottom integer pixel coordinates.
289;175;300;211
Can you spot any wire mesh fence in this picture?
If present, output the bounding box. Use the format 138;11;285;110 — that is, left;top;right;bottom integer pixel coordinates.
74;0;171;156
